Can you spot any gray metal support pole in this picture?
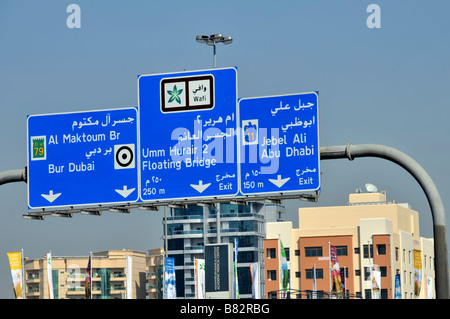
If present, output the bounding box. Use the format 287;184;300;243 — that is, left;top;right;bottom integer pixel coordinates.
320;143;449;299
0;168;26;186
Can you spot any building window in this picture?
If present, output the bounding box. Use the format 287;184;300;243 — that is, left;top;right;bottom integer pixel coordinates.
340;267;348;278
364;267;371;280
377;244;386;255
381;289;388;299
336;246;348;256
284;247;290;261
363;244;373;258
267;270;277;281
267;248;276;259
305;246;323;257
295;250;300;256
268;291;277;299
380;266;387;277
305;268;323;279
365;289;372;299
395;247;399;261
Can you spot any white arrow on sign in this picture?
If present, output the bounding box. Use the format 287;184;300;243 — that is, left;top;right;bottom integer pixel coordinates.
41;190;62;203
115;185;136;198
190;180;211;193
268;175;290;188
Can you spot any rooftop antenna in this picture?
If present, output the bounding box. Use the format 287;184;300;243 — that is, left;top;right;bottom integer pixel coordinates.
365;183;378;193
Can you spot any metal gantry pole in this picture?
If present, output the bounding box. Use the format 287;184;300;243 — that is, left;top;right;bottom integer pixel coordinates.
0;168;26;186
320;143;449;299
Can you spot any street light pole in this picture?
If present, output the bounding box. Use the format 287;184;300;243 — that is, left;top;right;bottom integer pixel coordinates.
196;34;233;68
213;44;216;68
320;143;449;299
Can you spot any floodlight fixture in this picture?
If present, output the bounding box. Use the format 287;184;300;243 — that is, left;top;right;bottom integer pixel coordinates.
22;214;44;220
80;210;102;216
196;33;233;68
51;212;73;218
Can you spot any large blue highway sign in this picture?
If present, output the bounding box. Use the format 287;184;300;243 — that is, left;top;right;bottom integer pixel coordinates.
27;108;139;209
238;92;320;196
138;67;238;202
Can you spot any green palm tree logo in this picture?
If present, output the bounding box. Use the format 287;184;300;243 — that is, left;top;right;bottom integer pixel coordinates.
167;85;183;104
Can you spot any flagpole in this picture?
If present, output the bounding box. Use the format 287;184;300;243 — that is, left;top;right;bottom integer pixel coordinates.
90;252;93;299
21;249;26;299
368;239;373;299
313;264;316;299
163;206;167;300
194;258;197;299
328;242;331;297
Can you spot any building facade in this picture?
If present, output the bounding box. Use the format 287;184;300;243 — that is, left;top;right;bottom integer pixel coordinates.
146;248;164;299
165;202;285;298
24;250;147;299
264;191;435;299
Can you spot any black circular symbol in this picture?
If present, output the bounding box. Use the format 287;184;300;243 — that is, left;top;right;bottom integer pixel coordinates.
116;145;134;167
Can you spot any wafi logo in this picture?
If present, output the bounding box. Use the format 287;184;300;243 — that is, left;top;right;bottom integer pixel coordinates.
161;75;214;113
164;82;186;108
31;136;47;160
167;84;184;105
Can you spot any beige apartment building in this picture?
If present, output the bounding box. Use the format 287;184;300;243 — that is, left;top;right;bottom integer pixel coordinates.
24;250;148;299
265;191;435;299
146;248;164;299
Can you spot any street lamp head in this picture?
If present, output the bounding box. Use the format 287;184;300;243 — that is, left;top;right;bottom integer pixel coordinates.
222;36;233;45
196;35;208;43
210;34;224;43
196;33;233;68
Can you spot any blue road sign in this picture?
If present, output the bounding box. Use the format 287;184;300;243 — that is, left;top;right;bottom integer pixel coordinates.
238;92;320;196
27;108;139;209
138;67;238;202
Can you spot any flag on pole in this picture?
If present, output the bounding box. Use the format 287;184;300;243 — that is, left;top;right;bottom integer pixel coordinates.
413;250;422;298
280;239;289;298
85;253;91;299
164;257;177;299
330;245;343;296
371;264;381;299
195;258;205;299
46;252;54;299
126;255;132;299
394;273;402;299
312;264;317;299
7;252;24;299
426;276;433;299
340;268;346;296
249;262;260;299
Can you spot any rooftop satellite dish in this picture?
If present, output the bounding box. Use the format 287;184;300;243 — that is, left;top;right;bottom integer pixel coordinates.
365;183;378;193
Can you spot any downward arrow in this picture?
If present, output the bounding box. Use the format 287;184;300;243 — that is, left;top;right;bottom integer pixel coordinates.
41;190;62;203
268;175;290;188
115;185;136;198
190;180;211;193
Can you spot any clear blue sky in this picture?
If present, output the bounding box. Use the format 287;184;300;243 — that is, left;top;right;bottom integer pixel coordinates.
0;1;449;298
